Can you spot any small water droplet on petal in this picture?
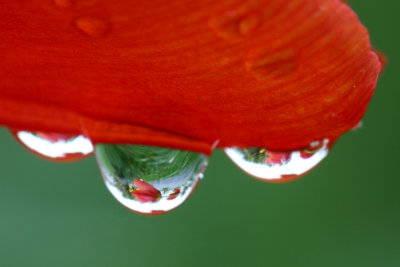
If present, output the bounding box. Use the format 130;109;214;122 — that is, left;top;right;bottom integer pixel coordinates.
95;144;208;215
225;139;329;182
12;130;94;161
239;13;262;36
209;11;261;40
75;17;110;38
246;48;297;80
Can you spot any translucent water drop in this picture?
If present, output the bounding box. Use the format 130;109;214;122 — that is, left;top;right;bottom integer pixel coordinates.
225;139;329;182
75;17;110;38
95;144;208;215
12;130;94;161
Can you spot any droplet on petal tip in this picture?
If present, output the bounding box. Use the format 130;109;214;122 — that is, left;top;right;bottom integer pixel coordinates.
224;139;330;183
10;130;94;162
95;144;208;215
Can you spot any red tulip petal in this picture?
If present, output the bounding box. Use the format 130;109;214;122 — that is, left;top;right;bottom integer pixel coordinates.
0;0;381;153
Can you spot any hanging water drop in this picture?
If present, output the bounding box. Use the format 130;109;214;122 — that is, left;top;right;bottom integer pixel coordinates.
225;139;329;182
11;130;94;161
95;144;208;215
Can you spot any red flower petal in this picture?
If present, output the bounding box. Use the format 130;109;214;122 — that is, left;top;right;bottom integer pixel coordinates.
0;0;381;153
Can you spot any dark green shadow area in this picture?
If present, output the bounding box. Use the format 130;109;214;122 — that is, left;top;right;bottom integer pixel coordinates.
0;1;399;266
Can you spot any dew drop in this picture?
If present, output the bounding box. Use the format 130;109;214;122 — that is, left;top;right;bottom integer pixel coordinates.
75;17;110;38
209;11;261;40
95;144;208;215
225;139;329;182
351;121;363;131
245;48;297;80
53;0;72;8
12;130;94;161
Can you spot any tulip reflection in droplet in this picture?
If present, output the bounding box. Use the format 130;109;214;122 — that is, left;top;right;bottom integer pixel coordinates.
12;130;94;161
95;144;208;215
225;139;329;182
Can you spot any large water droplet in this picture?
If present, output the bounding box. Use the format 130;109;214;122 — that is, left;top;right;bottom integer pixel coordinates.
225;139;329;182
95;144;208;215
75;17;110;38
246;48;297;80
12;130;94;161
209;11;262;40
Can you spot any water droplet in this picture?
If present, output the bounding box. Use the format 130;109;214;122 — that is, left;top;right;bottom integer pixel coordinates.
95;144;208;215
75;17;110;38
246;48;297;80
53;0;72;8
12;130;94;161
225;139;329;182
351;121;363;131
209;11;261;40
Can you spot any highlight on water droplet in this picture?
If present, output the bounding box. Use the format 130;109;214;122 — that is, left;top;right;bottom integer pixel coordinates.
209;11;262;40
224;139;329;182
11;130;94;161
75;17;110;38
95;144;208;215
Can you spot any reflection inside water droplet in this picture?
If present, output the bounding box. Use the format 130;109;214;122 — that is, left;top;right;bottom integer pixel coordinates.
12;131;94;161
95;144;208;215
225;139;329;182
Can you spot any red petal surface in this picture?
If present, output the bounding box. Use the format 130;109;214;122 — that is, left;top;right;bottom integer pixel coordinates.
0;0;381;154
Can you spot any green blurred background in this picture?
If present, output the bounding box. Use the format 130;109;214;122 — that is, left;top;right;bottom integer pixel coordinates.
0;1;399;266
